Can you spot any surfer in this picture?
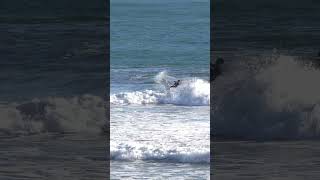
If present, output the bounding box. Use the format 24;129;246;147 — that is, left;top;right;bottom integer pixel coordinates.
211;57;224;81
170;80;181;88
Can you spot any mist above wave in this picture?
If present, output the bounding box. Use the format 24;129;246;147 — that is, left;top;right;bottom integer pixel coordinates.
213;54;320;140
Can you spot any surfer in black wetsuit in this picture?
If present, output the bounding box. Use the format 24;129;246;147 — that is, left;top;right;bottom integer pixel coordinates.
211;57;224;82
170;80;181;88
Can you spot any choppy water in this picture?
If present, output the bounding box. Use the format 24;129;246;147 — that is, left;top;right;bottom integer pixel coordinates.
111;0;210;178
214;141;320;180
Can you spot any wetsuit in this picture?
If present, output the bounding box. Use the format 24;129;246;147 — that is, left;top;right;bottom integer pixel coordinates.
170;80;180;88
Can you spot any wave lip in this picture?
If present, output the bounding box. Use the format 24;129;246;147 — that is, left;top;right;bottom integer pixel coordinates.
163;78;210;106
111;72;210;106
111;142;209;164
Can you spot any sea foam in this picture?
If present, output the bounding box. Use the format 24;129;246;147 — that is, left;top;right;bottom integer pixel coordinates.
111;71;210;106
111;142;209;163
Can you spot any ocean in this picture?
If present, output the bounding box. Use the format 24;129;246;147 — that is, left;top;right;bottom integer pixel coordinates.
212;0;320;179
110;0;210;179
0;1;108;179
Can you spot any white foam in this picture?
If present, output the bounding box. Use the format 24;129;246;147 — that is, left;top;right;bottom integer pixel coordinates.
110;90;161;105
111;71;210;106
111;142;209;163
213;54;320;139
110;103;210;163
257;56;320;110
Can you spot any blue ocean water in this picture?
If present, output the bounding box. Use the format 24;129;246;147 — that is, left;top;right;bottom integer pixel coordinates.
111;0;210;178
111;0;209;93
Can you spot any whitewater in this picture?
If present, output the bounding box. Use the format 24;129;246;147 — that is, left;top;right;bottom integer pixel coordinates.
110;71;210;178
111;71;210;162
111;71;210;106
212;54;320;140
0;95;107;136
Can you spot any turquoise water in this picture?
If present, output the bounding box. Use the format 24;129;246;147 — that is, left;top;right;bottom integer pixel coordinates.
111;0;210;178
111;0;209;93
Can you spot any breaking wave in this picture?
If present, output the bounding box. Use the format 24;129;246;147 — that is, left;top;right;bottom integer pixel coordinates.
110;142;209;164
0;95;107;136
213;53;320;140
111;71;210;106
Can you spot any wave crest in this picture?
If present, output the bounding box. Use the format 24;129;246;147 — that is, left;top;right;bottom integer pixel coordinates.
111;71;210;106
0;95;107;136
